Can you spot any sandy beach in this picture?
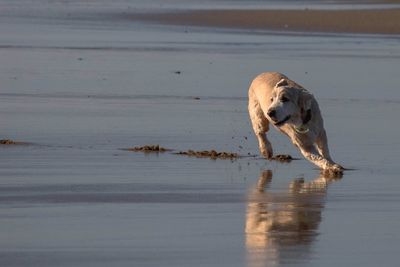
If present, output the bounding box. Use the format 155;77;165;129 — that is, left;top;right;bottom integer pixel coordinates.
1;0;400;266
134;8;400;34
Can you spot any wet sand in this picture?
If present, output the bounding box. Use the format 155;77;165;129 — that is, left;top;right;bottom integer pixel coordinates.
1;0;400;266
134;8;400;34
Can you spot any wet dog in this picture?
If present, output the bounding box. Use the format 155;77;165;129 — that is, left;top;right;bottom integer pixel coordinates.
248;72;343;172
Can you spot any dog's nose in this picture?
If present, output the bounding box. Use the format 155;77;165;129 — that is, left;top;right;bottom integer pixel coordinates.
267;109;276;120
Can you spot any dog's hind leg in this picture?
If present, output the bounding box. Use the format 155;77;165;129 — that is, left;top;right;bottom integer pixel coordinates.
249;91;273;159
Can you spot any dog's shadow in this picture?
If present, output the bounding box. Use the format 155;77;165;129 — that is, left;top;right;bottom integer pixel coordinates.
245;169;342;266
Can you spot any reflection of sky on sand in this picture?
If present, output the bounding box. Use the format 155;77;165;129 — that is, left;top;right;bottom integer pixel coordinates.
245;170;341;267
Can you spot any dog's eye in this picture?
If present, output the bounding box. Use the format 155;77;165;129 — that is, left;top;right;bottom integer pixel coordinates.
270;98;273;102
280;96;289;103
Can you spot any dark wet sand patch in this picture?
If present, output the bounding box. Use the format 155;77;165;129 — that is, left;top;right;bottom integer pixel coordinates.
122;145;239;159
122;144;297;162
122;145;170;152
0;139;29;145
175;149;239;160
271;154;294;162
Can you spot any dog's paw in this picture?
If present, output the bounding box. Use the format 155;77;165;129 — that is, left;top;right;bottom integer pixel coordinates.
324;164;344;176
321;168;343;179
334;164;344;170
260;148;273;160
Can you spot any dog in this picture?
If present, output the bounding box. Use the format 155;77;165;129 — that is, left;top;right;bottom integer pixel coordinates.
248;72;343;172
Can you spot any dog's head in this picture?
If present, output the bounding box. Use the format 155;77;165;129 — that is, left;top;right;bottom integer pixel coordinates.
267;79;313;127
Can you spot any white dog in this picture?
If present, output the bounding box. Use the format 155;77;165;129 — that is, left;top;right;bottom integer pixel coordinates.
248;72;343;172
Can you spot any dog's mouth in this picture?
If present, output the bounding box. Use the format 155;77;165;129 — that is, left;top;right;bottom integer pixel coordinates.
274;115;291;126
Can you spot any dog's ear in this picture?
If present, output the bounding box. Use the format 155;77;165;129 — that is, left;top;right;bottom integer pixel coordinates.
298;89;313;124
275;78;288;88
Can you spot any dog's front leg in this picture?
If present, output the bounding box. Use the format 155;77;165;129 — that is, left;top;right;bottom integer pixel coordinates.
298;144;342;172
316;130;344;170
315;129;333;161
256;132;273;159
248;93;273;159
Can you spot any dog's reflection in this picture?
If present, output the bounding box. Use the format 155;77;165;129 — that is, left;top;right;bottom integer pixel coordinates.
245;170;341;267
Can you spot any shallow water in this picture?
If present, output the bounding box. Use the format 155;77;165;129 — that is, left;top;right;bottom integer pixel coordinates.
1;1;400;266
